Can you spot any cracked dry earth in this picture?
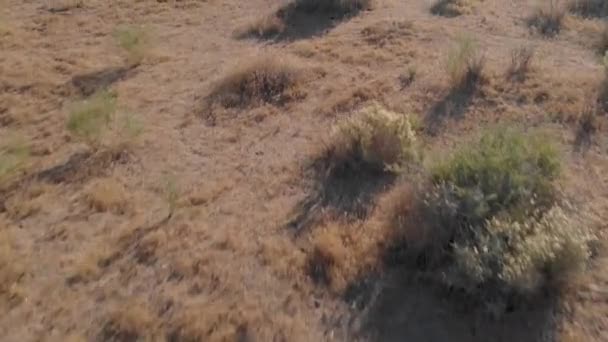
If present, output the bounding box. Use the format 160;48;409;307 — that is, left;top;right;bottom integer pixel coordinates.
2;0;608;341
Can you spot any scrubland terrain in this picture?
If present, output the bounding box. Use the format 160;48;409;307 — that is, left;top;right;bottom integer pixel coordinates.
2;0;608;341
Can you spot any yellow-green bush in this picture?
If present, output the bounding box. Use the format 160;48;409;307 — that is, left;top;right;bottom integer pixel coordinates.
326;103;418;174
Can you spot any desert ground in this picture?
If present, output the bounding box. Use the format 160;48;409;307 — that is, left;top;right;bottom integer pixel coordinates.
2;0;608;341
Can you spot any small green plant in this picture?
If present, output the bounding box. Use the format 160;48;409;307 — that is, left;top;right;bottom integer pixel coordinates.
67;90;117;145
0;137;29;183
113;25;149;67
446;35;485;90
163;176;179;216
326;103;419;174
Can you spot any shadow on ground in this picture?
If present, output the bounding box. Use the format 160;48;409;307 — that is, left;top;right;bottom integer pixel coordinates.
347;271;558;342
71;67;134;97
287;162;395;235
238;3;369;42
424;81;479;135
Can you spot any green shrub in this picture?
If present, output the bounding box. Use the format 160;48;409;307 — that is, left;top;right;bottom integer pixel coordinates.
326;103;418;174
67;91;116;144
404;129;590;302
430;129;560;226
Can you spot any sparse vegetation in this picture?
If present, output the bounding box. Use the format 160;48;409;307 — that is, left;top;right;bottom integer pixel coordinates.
431;0;473;17
207;57;303;109
323;103;419;175
113;25;150;67
446;35;485;90
529;0;566;37
508;45;535;81
67;90;117;145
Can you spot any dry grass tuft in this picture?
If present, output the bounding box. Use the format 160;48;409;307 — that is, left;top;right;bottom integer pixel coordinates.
321;103;419;175
529;0;566;37
431;0;474;17
507;45;535;81
85;178;129;214
206;57;303;109
446;35;485;91
99;302;158;342
0;231;25;309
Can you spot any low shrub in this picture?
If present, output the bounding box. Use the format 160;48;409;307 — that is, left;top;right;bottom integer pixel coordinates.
568;0;608;18
323;103;419;175
391;129;593;303
448;205;593;295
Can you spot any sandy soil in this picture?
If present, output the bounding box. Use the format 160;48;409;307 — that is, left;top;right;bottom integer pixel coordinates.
1;0;608;341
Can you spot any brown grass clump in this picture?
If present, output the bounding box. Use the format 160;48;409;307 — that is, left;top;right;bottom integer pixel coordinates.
85;178;129;214
99;302;159;342
206;57;303;109
529;0;566;37
431;0;474;17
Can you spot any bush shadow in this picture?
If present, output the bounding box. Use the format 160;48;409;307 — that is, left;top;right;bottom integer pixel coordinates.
239;3;369;42
347;270;559;342
71;67;134;97
424;83;477;136
287;161;396;235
